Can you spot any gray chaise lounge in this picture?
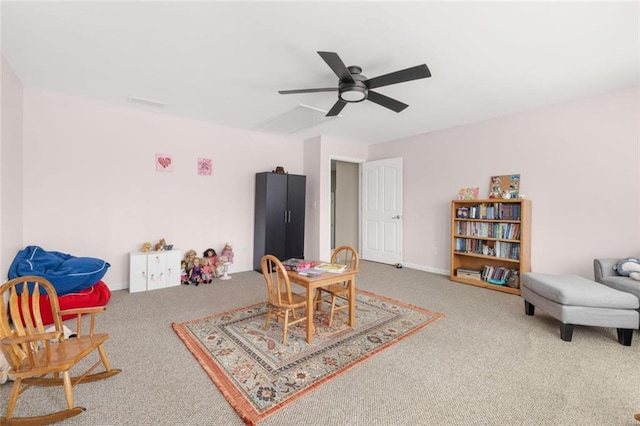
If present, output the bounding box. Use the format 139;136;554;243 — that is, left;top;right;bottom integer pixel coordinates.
521;272;639;345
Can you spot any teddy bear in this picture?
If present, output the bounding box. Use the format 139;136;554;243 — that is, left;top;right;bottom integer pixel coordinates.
141;242;152;253
614;257;640;281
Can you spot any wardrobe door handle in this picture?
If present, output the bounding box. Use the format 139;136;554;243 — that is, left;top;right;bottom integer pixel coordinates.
288;211;291;223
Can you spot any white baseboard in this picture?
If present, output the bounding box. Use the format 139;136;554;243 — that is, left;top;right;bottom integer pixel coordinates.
400;262;450;276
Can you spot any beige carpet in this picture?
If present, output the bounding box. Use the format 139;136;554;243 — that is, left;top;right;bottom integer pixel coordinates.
0;260;638;425
173;290;444;425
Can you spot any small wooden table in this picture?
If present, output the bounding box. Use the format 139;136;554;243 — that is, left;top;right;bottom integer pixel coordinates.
287;262;358;343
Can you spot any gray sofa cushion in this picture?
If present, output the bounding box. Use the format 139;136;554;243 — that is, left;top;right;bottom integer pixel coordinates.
597;275;640;301
594;258;640;302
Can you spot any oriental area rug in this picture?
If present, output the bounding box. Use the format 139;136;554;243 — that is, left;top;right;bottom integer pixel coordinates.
172;289;444;425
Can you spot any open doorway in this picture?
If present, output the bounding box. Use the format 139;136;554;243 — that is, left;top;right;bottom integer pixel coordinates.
331;160;359;251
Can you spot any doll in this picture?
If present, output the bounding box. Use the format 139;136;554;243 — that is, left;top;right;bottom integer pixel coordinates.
203;248;219;278
219;243;234;264
200;258;214;284
218;243;234;280
189;257;203;286
183;249;197;270
180;261;189;285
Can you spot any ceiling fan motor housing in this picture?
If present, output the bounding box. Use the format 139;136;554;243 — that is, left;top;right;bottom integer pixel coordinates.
339;66;368;103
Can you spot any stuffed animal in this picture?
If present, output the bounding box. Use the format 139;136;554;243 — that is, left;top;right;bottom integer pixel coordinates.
614;257;640;281
154;238;166;251
141;242;152;253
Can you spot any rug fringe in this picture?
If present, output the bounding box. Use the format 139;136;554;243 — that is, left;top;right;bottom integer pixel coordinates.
172;292;444;425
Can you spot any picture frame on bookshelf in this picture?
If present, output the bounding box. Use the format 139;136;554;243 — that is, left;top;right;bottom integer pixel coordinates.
456;207;469;219
458;187;479;200
489;174;520;199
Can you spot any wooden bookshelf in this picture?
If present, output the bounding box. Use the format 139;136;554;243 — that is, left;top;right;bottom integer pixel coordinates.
450;199;531;295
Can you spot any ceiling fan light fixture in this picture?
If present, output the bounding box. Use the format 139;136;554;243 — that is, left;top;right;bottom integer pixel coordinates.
339;83;367;103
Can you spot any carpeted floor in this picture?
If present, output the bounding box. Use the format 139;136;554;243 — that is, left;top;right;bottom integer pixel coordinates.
0;260;638;425
173;290;444;425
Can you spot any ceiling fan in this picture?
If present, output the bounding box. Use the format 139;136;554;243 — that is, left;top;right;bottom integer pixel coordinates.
278;51;431;117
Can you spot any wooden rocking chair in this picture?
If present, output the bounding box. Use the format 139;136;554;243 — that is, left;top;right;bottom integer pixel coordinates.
0;276;121;425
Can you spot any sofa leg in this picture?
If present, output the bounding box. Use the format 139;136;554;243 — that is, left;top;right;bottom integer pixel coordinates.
560;323;574;341
617;328;633;346
524;300;535;316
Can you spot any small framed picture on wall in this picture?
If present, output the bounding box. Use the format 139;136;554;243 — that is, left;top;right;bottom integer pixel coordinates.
198;158;212;175
156;153;173;172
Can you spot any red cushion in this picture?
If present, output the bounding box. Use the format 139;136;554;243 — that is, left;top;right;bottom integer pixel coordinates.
17;281;111;325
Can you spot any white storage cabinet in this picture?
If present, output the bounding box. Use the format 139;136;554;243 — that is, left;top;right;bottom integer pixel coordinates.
129;250;181;293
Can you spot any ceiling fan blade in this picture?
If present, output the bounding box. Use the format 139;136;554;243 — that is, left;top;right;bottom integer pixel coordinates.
365;64;431;89
367;91;409;113
279;88;338;95
326;99;347;116
318;51;354;83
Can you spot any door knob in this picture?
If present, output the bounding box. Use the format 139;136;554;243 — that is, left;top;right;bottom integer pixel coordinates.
392;215;401;219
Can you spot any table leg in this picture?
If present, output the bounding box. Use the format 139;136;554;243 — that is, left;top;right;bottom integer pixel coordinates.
348;277;355;328
306;287;314;343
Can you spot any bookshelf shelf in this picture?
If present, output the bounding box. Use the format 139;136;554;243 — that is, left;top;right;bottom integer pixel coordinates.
450;199;531;295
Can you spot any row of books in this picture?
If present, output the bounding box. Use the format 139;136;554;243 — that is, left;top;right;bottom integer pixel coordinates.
481;266;519;288
454;238;521;260
456;203;521;220
455;222;520;240
455;266;520;288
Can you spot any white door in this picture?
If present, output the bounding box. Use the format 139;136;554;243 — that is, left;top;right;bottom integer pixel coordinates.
361;157;403;265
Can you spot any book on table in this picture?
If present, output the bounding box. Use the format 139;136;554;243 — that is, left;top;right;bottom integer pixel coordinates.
281;258;315;271
297;269;321;277
313;263;347;273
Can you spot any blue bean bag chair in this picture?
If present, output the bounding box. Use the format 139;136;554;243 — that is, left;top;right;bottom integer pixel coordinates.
9;246;110;295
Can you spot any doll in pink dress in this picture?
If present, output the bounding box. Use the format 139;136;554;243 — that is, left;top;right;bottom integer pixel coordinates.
180;261;189;285
218;243;234;279
203;248;219;278
219;243;234;264
200;258;214;284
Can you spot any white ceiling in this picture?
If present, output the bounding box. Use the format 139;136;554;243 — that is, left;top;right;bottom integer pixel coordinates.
2;1;638;145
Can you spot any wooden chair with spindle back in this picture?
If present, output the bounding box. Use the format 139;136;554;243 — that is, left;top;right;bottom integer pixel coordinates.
314;246;360;326
0;275;121;424
261;255;312;345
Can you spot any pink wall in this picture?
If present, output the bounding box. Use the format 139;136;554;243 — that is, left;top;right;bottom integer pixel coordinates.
9;80;638;289
21;88;305;288
371;87;640;278
1;57;24;279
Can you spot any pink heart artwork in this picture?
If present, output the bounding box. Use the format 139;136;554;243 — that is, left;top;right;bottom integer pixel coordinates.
155;153;174;172
158;157;171;168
